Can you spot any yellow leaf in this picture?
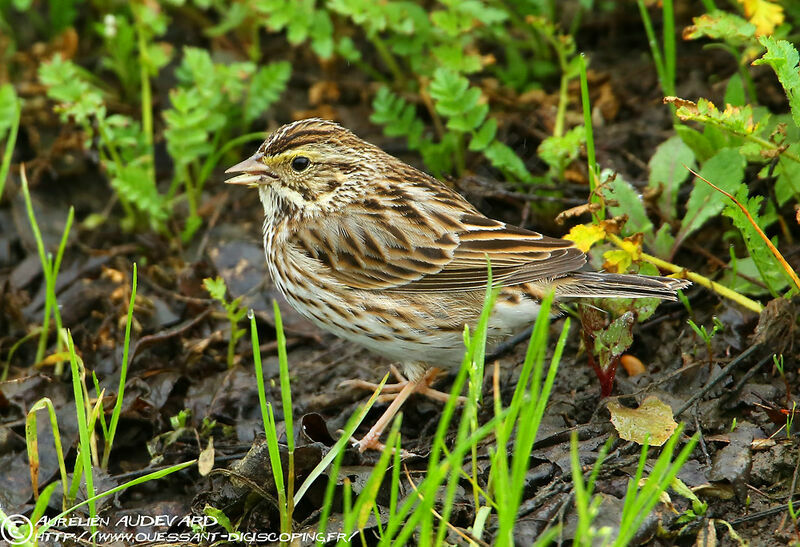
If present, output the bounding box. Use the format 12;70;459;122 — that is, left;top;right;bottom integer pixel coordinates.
564;223;606;252
739;0;784;36
607;396;677;446
602;250;631;273
602;234;642;273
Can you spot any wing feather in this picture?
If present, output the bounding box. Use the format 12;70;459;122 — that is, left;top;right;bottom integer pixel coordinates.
290;199;586;292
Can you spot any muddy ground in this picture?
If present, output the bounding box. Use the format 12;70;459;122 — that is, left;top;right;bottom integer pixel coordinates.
1;2;800;545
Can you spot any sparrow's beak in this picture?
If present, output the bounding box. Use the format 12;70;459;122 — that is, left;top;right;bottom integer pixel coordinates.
225;154;277;186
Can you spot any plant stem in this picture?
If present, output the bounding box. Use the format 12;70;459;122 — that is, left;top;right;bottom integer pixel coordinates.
0;96;20;201
134;15;155;184
182;164;198;225
198;131;268;186
418;78;445;140
607;233;764;313
96;122;137;222
662;0;675;96
542;31;570;139
637;0;667;94
454;132;465;176
579;54;603;221
672;103;800;164
50;206;74;376
691;166;800;292
21;167;53;365
370;34;405;87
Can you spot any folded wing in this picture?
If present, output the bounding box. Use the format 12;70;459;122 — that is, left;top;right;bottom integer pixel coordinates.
292;203;586;292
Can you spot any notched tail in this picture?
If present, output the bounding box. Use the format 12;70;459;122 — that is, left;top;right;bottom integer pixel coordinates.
555;272;691;301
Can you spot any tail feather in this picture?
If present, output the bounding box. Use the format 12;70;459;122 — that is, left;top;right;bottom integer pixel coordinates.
555;272;691;301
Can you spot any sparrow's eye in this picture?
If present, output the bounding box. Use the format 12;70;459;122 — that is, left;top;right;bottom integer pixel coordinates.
291;156;310;172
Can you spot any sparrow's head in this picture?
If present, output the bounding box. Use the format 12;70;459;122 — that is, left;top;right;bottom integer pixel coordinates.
226;118;382;217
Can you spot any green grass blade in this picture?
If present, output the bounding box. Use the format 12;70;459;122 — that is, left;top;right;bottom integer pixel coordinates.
0;94;20;200
272;300;295;522
103;264;137;470
295;372;389;507
26;398;68;509
37;459;196;535
66;331;96;532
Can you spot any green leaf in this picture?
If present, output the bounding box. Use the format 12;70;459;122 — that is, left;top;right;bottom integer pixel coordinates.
370;86;426;150
328;0;389;37
679;148;746;242
494;43;528;92
537;125;584;177
673;97;759;136
484;141;532;183
722;184;789;295
39;55;105;128
683;10;756;47
674;125;716;163
335;36;362;62
97;14;139;100
724;74;746;107
109;164;168;231
203;276;228;302
0;84;19;137
652;224;676;259
429;68;474;120
432;43;482;74
647;135;696;220
601;170;652;236
204;2;249;37
310;10;334;59
595;311;634;372
753;36;800;129
245;61;291;124
447;103;487;133
775;143;800;205
719;255;776;296
469;118;497;152
164;88;218;165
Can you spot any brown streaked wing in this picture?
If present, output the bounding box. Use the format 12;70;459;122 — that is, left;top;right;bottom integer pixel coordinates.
291;209;586;292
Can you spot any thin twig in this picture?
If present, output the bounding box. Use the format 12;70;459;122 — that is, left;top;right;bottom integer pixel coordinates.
674;344;763;418
403;464;490;547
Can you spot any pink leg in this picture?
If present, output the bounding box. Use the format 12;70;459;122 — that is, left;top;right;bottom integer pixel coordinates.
354;368;442;452
341;365;460;404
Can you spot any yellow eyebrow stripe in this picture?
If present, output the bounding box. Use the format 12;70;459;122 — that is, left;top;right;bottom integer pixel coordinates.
265;149;324;167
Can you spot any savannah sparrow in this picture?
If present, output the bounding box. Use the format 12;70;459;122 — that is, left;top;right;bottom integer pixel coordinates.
226;118;689;451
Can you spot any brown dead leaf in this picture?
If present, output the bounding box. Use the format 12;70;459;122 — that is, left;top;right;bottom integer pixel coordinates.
308;81;341;106
480;53;497;68
663;96;696;111
517;88;549;105
554;202;602;224
564;166;586;184
594;81;620;122
198;437;215;476
751;438;775;450
695;518;717;547
293;105;339;121
692;483;735;500
607;395;677;446
53;28;79;60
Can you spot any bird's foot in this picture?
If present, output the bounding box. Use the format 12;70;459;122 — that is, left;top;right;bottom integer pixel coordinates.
344;367;465;452
339;365;465;405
